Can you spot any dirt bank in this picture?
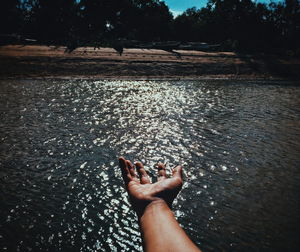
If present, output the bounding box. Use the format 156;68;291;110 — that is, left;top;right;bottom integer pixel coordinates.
0;45;299;79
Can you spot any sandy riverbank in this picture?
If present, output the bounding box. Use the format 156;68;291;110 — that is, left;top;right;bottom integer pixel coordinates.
0;45;299;79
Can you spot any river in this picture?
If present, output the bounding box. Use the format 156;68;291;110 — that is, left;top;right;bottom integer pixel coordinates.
0;79;299;251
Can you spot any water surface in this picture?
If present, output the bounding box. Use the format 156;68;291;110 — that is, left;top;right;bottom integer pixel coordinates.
0;79;299;251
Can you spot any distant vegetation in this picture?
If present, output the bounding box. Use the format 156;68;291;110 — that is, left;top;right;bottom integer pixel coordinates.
0;0;299;54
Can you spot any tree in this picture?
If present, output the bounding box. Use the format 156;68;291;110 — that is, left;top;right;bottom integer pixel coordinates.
0;0;22;34
22;0;79;43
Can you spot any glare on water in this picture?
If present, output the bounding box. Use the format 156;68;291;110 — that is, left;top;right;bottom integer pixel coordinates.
0;79;299;251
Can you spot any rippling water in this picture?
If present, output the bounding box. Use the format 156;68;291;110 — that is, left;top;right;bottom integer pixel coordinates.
0;79;299;252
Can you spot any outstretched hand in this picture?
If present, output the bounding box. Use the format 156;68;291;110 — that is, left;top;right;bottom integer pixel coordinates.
119;157;183;217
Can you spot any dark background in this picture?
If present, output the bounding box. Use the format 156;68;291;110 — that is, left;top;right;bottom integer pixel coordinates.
0;0;299;53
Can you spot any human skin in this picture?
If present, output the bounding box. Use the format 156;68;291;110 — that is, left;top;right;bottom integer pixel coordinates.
119;157;202;252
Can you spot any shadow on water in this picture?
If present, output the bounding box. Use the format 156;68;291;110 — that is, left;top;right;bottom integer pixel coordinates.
0;79;299;251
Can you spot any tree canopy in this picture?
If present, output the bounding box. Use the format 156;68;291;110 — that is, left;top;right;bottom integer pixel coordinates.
1;0;299;52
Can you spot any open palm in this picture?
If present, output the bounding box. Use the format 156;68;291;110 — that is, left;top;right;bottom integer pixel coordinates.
119;157;183;217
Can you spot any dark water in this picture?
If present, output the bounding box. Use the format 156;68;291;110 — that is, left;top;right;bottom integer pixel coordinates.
0;79;299;252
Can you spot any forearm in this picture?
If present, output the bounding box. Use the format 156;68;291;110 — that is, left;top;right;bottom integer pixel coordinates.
139;200;201;252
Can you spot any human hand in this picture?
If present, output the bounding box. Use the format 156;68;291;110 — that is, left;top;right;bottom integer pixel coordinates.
119;157;183;217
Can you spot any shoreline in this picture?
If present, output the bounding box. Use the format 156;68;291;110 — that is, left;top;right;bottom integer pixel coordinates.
0;45;299;80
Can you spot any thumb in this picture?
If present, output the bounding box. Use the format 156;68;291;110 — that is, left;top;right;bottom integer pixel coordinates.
172;165;183;180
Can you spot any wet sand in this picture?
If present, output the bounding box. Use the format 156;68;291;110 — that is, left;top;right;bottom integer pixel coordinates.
0;45;299;79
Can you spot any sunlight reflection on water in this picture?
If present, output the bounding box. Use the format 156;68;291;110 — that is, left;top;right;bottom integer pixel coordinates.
0;79;299;251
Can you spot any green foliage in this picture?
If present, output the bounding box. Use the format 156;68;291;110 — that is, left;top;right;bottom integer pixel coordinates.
174;0;299;51
1;0;299;52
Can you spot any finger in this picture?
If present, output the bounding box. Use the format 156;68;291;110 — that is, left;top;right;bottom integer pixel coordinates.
136;162;150;184
126;160;137;178
119;157;132;185
172;165;183;179
157;162;167;181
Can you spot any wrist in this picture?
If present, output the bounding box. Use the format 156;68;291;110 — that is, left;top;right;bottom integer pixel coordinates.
138;199;171;223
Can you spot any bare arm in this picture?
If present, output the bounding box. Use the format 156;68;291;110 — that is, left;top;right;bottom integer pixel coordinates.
119;157;202;252
139;200;201;252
